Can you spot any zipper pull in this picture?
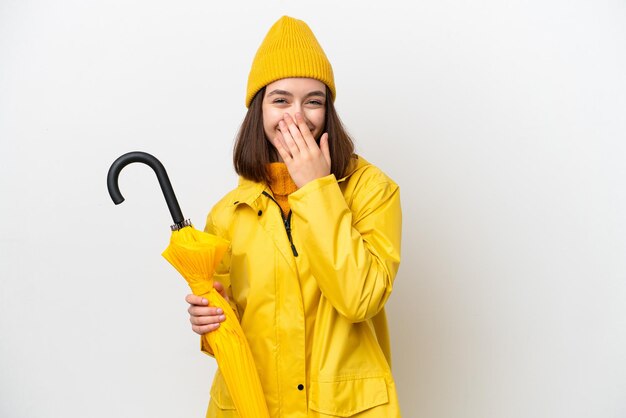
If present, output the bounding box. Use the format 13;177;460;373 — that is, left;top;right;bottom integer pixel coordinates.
284;215;298;257
262;191;298;257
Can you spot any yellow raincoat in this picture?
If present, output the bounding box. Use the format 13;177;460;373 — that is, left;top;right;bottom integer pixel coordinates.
203;156;402;417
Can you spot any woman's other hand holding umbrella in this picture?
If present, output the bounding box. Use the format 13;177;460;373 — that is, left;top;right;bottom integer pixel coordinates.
186;281;228;335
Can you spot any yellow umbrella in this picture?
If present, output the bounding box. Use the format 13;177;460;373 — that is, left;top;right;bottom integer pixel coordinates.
107;151;270;418
162;226;270;418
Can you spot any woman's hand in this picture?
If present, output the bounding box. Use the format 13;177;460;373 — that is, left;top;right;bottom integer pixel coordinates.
185;281;228;335
270;112;331;188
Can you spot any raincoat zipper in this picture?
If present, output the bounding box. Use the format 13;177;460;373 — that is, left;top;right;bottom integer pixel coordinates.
262;191;299;257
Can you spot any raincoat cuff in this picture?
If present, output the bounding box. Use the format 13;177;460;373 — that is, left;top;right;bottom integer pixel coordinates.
290;174;337;200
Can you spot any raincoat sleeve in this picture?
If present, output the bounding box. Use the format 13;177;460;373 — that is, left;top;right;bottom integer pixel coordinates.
200;213;240;357
289;170;402;323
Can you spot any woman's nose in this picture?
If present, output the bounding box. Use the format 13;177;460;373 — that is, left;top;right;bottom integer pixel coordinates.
290;102;303;119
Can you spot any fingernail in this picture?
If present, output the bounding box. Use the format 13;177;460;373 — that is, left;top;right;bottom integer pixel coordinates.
219;315;226;321
202;299;208;305
216;308;223;314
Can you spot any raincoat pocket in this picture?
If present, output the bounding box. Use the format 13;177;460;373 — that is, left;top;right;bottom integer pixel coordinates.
308;375;389;417
209;369;237;411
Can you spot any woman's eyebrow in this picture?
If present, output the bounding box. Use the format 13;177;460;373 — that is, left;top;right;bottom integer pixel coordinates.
304;91;326;98
267;89;292;97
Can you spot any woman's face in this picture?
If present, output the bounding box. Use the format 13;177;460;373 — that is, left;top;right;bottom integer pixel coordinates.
262;78;327;144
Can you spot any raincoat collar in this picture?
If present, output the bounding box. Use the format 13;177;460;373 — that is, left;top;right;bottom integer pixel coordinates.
338;155;369;182
232;179;268;209
232;155;370;208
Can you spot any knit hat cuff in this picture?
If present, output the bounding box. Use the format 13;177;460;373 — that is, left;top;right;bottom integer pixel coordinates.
247;51;335;106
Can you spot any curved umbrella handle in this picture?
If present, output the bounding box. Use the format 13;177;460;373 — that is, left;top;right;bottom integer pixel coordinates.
107;151;187;229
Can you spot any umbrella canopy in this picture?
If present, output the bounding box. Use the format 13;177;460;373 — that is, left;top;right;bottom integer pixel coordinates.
107;151;270;417
162;226;270;417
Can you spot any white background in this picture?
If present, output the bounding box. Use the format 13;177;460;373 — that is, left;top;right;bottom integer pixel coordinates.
1;1;625;417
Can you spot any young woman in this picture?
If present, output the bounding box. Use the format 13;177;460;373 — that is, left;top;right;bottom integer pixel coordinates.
186;16;402;417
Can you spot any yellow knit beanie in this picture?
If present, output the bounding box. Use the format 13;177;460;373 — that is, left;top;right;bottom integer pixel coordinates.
246;16;335;108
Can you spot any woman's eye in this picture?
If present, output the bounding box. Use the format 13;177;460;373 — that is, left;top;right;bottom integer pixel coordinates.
273;98;288;104
307;100;324;106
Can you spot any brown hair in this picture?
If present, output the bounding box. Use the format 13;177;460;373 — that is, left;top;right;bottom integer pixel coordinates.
233;86;355;183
